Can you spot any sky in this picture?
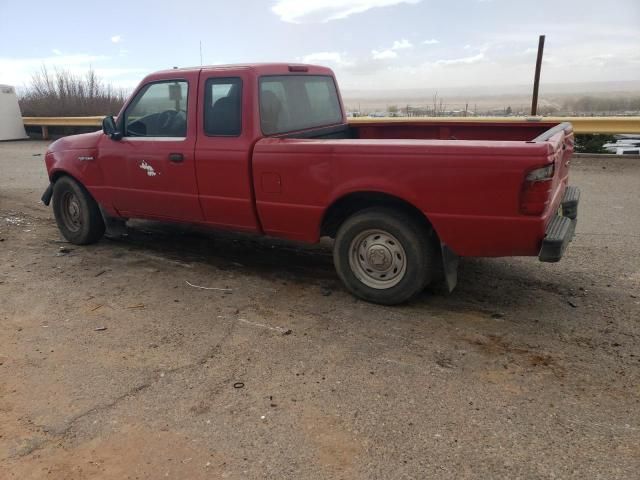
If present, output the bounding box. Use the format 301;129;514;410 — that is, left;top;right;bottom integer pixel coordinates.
1;0;639;92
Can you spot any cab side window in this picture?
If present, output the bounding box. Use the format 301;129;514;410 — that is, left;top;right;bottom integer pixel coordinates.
124;80;188;137
204;77;242;136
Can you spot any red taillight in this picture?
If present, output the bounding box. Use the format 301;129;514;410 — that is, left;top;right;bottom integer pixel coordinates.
288;65;309;72
520;164;555;215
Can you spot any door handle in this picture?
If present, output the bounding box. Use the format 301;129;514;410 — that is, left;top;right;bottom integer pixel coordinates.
169;153;184;163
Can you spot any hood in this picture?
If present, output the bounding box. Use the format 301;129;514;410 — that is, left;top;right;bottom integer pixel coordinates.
47;130;102;153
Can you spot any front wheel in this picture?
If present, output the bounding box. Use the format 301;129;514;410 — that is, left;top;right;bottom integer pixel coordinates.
333;208;438;305
52;176;105;245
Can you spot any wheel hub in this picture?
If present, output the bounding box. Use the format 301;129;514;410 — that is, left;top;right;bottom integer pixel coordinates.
60;191;82;232
68;201;80;220
367;245;392;271
349;229;407;290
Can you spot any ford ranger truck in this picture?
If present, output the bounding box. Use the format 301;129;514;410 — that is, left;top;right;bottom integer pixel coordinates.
41;63;580;305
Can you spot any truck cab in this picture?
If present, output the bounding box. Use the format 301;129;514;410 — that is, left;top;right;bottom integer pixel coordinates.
94;64;345;232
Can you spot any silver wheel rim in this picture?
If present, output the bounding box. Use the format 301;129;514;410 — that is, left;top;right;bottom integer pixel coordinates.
348;229;407;289
61;191;82;233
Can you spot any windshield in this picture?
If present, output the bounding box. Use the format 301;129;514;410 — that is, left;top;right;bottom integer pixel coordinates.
259;75;343;135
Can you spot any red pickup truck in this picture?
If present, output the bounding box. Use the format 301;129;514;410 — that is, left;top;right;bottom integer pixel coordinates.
41;63;580;304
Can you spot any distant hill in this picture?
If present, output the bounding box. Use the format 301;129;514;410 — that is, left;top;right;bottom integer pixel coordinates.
342;81;640;100
342;81;640;115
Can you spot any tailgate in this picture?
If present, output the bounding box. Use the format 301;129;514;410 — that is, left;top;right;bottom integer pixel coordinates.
533;122;574;212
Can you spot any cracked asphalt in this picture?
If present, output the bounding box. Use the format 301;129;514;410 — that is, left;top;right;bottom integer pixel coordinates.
1;140;639;479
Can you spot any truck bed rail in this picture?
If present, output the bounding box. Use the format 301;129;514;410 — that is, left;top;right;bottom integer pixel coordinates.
22;116;640;139
531;122;573;142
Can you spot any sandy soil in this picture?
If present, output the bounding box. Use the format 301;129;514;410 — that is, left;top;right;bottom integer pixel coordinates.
1;141;639;479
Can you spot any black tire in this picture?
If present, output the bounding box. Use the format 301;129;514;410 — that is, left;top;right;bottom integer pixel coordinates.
52;176;105;245
333;207;438;305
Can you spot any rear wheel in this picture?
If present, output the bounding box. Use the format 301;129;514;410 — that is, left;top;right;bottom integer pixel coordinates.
333;208;437;305
52;176;105;245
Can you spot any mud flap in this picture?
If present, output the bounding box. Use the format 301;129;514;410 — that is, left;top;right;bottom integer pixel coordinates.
440;243;459;292
41;183;53;206
99;206;128;238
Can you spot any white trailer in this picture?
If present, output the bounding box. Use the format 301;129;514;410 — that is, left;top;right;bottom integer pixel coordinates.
0;85;28;141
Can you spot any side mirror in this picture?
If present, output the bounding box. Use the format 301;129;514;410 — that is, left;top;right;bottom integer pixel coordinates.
102;116;122;140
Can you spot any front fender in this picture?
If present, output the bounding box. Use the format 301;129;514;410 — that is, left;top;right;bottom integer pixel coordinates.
44;147;118;217
46;147;101;184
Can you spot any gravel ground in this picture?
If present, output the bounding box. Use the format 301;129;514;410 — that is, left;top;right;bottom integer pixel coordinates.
0;140;638;479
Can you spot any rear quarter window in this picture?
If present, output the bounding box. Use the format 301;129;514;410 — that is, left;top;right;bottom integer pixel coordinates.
259;75;342;135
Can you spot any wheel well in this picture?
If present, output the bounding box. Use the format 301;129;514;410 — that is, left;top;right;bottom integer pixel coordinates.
321;191;436;239
51;170;74;184
50;172;101;207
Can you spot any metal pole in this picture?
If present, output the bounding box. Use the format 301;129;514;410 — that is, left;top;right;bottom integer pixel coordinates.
531;35;545;116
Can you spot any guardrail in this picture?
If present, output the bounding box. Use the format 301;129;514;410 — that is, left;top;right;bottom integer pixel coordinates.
348;116;640;134
22;116;103;139
23;115;640;139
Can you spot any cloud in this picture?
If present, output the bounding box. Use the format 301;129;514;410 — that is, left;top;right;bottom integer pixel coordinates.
95;71;145;90
0;53;141;88
371;38;413;60
52;49;62;55
465;42;491;53
371;49;398;60
320;20;640;90
301;51;353;66
392;39;413;50
272;0;421;23
422;39;439;45
3;53;108;69
435;52;485;65
111;35;123;43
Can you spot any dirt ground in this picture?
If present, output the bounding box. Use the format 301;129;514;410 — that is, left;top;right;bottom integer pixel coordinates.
1;140;639;479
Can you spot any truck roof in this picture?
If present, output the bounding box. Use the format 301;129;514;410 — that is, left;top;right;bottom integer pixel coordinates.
148;63;335;79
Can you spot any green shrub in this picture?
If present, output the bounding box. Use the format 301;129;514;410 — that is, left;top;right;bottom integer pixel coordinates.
574;134;616;154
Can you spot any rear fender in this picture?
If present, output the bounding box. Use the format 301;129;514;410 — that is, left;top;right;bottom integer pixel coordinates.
325;184;446;243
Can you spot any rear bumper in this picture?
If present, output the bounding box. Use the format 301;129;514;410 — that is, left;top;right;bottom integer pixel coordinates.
538;186;580;262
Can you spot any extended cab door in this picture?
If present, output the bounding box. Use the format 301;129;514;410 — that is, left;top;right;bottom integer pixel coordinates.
194;71;260;232
99;71;202;222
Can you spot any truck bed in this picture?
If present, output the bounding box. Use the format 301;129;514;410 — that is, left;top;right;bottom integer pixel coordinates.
253;121;574;257
349;118;563;141
288;119;564;142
